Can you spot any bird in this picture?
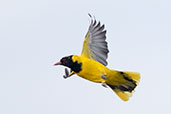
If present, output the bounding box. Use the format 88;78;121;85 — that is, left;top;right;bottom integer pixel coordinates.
54;14;140;101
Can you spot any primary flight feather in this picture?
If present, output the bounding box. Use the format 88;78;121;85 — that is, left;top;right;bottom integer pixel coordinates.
81;14;109;66
54;14;140;101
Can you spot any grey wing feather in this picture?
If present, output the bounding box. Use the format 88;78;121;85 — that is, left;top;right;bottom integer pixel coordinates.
87;15;109;66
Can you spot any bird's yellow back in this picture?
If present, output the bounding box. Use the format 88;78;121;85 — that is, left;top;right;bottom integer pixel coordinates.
72;55;109;83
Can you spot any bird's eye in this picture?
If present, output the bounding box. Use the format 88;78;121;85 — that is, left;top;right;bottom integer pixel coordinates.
62;58;67;64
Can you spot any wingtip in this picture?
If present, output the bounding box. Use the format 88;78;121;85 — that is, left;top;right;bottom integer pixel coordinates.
88;13;96;20
88;13;92;18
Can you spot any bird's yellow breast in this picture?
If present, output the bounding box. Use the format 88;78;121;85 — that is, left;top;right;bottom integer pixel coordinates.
72;55;110;83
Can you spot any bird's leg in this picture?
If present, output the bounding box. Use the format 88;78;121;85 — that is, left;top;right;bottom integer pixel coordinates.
101;82;108;88
63;68;75;79
101;74;107;80
63;68;70;79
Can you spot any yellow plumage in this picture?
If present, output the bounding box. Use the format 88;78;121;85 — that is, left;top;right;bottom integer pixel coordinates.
55;14;140;101
72;55;140;101
72;55;107;82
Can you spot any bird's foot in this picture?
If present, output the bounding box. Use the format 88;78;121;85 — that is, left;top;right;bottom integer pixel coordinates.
63;68;69;79
63;68;75;79
101;82;108;88
101;74;107;80
63;75;68;79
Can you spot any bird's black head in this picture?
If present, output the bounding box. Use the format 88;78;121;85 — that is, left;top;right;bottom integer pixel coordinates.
54;55;73;67
54;55;82;73
60;55;73;67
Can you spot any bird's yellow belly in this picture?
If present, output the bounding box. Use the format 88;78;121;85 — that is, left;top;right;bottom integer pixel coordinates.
75;57;109;83
77;70;104;83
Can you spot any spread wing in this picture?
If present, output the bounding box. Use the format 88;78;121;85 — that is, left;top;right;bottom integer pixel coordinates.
81;14;109;66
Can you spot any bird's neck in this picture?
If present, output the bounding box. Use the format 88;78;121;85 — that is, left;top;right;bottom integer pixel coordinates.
68;55;82;73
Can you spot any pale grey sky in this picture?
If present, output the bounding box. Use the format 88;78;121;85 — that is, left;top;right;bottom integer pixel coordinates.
0;0;171;114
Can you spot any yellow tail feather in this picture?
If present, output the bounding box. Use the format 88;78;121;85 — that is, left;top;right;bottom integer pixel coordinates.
107;71;140;101
124;71;140;84
114;89;133;101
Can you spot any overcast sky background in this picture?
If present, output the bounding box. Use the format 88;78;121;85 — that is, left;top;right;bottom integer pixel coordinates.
0;0;171;114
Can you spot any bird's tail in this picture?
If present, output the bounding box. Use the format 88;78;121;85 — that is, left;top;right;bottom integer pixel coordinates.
106;71;140;101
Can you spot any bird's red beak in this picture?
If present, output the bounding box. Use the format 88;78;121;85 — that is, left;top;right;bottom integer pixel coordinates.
54;61;62;66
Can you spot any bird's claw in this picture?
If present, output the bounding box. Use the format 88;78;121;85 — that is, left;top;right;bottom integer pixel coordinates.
101;82;108;88
63;75;68;79
63;68;69;79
